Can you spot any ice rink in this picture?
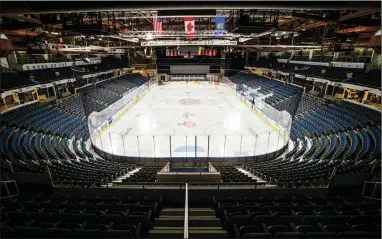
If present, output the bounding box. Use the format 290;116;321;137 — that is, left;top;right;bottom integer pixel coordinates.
93;83;287;158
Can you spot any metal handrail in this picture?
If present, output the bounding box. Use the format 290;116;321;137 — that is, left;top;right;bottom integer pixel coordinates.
0;180;20;199
361;181;381;201
184;183;189;239
208;162;218;172
160;162;170;173
46;165;55;187
6;160;14;173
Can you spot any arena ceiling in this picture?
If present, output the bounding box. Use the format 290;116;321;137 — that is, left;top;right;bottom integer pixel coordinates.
0;1;380;53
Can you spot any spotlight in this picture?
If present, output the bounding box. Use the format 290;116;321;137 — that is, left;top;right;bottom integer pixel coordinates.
82;57;90;63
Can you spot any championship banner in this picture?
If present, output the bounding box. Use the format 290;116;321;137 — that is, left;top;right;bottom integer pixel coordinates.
184;17;195;40
215;16;225;37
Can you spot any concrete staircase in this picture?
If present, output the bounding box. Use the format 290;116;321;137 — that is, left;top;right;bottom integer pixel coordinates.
147;208;184;238
188;208;227;238
112;167;142;183
146;207;227;238
236;167;267;183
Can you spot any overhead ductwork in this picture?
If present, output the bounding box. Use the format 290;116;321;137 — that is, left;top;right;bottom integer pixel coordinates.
0;1;380;14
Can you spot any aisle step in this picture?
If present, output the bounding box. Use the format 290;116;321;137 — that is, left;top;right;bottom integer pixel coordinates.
161;208;185;216
154;216;184;227
189;229;227;238
189;208;215;216
147;228;184;239
189;215;221;227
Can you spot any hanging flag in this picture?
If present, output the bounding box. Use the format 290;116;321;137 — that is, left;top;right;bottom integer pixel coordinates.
215;16;225;38
184;17;195;40
153;14;163;35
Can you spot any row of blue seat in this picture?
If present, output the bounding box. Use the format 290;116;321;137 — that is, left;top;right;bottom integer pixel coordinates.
0;126;90;161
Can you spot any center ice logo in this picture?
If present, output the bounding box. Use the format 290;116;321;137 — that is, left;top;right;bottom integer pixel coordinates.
179;98;200;105
178;121;196;128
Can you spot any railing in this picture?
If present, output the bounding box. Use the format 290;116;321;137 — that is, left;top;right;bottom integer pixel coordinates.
110;182;275;190
361;181;381;201
160;162;171;173
6;160;14;173
0;180;20;199
184;183;189;239
67;180;332;190
208;162;218;173
46;165;55;187
16;57;102;65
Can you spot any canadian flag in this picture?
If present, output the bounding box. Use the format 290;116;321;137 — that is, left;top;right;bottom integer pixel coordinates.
184;17;195;40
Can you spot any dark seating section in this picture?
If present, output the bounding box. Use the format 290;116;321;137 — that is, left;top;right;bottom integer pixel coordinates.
0;193;163;238
1;56;130;90
1;159;135;187
230;73;302;115
252;57;281;69
213;165;256;182
121;166;163;183
81;73;149;116
350;69;381;88
253;57;381;88
213;195;381;238
26;57;130;84
1;71;35;91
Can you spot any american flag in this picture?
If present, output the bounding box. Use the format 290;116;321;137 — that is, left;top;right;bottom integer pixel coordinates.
153;15;163;35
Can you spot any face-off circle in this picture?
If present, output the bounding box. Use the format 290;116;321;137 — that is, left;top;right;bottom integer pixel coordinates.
179;98;200;105
183;121;196;128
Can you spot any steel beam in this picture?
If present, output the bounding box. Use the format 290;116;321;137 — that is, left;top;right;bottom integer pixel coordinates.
336;26;380;34
292;21;327;31
338;9;380;22
117;30;241;38
1;14;42;24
